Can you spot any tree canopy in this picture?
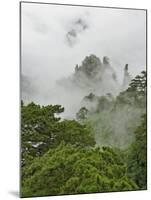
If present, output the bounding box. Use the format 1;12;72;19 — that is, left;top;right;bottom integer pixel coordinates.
21;143;137;197
21;102;95;167
21;70;147;197
127;114;147;189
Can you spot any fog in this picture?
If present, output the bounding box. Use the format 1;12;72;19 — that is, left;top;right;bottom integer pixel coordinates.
21;3;146;118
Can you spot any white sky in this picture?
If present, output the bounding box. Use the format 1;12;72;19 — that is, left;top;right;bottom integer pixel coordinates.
21;2;146;91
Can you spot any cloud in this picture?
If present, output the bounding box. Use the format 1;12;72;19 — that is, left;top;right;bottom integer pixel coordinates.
66;17;89;47
21;3;146;117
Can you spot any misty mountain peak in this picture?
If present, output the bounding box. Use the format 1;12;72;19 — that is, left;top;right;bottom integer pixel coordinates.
125;64;129;71
74;54;118;86
122;64;132;90
103;56;110;65
74;54;102;79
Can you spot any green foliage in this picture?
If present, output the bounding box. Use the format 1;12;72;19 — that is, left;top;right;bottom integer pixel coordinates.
128;71;146;95
81;71;146;148
21;144;137;197
126;114;147;189
116;71;146;108
76;107;88;121
21;70;147;197
78;54;102;78
21;102;64;166
21;102;95;167
58;119;95;148
96;95;113;112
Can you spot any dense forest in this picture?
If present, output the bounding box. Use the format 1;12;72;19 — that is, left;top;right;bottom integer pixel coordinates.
21;55;147;197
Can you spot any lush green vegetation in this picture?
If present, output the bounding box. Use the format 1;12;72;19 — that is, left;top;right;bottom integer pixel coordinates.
126;114;147;189
21;144;138;197
21;103;95;167
21;71;147;197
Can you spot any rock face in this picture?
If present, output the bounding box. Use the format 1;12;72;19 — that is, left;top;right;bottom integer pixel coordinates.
72;54;119;95
122;64;132;91
74;55;102;79
58;54;132;99
21;54;133;118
